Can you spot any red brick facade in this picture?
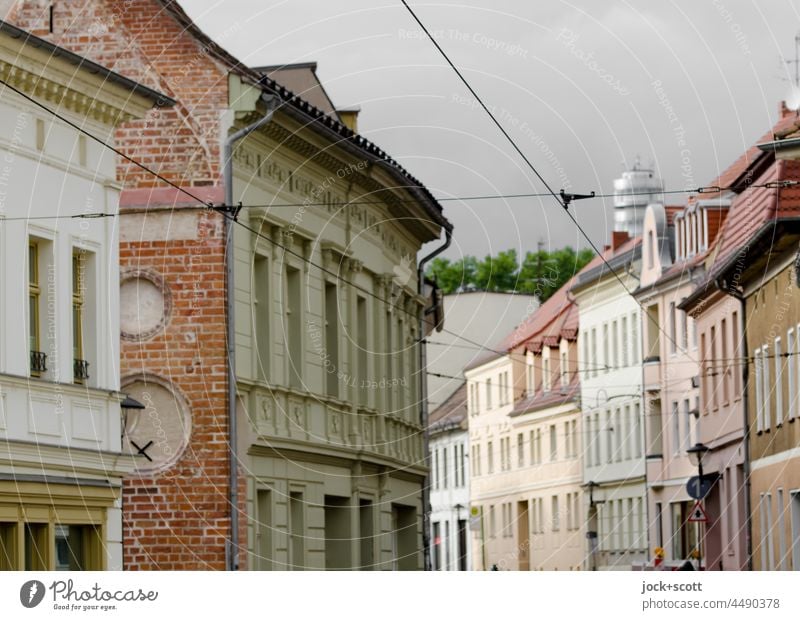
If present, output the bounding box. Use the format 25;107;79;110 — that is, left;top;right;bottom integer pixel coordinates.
8;0;242;569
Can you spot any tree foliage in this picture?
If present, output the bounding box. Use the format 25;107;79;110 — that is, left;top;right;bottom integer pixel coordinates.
426;246;594;302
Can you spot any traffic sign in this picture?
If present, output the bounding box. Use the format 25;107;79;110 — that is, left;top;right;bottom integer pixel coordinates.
688;500;708;523
686;475;714;499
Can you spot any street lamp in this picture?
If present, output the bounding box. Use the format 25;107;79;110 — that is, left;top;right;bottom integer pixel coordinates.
687;442;710;478
686;442;709;569
581;481;602;571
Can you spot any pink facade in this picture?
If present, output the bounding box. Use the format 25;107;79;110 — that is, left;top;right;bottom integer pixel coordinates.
637;203;702;567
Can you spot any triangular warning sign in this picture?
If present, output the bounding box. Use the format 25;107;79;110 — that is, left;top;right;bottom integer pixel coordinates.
688;500;708;523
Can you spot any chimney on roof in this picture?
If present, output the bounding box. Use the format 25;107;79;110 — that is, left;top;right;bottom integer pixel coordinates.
779;100;798;119
611;230;630;251
337;106;361;133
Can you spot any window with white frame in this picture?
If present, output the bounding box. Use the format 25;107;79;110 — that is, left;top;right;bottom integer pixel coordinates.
486;378;492;410
543;354;551;392
560;350;568;386
754;348;764;432
551;495;560;532
549;424;557;461
775;337;783;426
763;344;771;430
672;401;680;455
789;329;797;421
669;302;677;354
621;316;629;367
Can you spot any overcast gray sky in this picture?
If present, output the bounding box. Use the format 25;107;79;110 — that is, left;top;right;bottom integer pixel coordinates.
184;1;800;261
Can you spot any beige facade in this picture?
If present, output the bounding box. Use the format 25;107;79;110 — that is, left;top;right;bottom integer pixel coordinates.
744;255;800;570
231;70;449;570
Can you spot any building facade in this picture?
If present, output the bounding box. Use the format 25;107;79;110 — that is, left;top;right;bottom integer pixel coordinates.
232;63;450;570
705;108;800;570
7;0;450;571
636;202;702;568
426;291;536;412
571;233;648;570
467;269;597;571
428;384;470;570
0;21;162;570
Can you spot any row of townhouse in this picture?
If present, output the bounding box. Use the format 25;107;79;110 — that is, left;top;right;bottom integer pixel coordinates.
460;103;800;570
1;0;451;571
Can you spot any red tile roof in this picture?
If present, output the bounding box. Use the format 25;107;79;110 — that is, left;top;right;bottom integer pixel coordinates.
428;382;468;433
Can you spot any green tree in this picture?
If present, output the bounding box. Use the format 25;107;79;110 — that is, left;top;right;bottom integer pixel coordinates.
425;256;478;293
475;249;518;292
426;246;594;300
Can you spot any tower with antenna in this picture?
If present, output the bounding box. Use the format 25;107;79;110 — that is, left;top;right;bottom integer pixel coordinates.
612;156;663;237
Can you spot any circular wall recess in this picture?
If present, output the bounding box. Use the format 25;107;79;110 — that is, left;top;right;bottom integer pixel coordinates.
121;375;191;474
120;272;170;340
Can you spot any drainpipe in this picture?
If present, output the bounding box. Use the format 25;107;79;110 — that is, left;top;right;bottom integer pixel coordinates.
417;227;453;571
224;94;278;571
715;278;753;571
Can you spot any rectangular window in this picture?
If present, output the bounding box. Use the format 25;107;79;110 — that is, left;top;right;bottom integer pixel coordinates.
634;402;642;458
551;496;560;532
489;505;496;538
710;325;718;409
669;302;677;354
543;356;550;392
775;337;783;426
256;489;273;570
29;241;44;376
0;522;18;570
612;320;619;369
721;318;729;404
605;409;613;463
655;502;663;549
527;358;534;394
683;399;691;451
614;408;622;461
621;316;629;367
591;328;598;376
680;309;689;350
672;401;680;455
593;413;600;466
755;348;764;432
433;450;439;489
517;433;524;467
442;446;448;487
582;335;590;380
765;493;775;570
778;489;788;570
632;312;640;363
71;252;88;384
487;441;494;474
549;425;557;461
788;329;797;421
253;255;271;381
561;350;568;386
357;296;368;407
731;312;740;394
763;344;771;430
54;524;100;571
486;379;492;409
602;323;609;372
791;490;800;571
286;267;303;389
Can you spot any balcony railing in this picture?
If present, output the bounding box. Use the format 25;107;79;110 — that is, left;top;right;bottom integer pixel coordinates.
73;359;90;383
30;350;47;375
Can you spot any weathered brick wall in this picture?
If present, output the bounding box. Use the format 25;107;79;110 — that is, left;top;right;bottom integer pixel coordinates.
8;0;243;569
